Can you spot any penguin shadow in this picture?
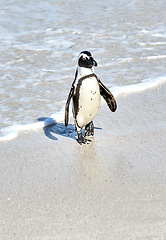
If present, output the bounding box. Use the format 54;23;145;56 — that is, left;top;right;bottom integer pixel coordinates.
38;117;102;142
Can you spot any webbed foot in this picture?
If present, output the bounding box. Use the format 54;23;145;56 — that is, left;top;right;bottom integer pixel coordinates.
77;132;91;145
85;121;94;137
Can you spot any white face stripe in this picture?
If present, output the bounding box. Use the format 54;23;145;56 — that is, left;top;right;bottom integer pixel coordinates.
78;53;92;60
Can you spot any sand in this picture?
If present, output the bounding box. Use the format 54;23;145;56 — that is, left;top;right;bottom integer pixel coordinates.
0;85;166;240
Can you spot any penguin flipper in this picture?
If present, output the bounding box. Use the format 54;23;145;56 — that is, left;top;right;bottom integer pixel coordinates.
98;80;117;112
65;86;74;127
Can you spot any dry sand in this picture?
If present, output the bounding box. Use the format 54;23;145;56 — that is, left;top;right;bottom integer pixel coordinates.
0;85;166;240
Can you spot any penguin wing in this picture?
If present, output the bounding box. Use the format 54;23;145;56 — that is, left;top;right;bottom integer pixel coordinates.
65;85;74;126
98;79;117;112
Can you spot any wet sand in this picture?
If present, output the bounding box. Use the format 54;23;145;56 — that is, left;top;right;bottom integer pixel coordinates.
1;85;166;240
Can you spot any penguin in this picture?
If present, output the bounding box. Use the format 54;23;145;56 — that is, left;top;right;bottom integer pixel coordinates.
65;51;117;144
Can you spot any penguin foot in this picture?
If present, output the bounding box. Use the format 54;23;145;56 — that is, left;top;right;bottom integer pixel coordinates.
77;132;91;145
78;137;91;145
85;131;94;137
85;121;94;137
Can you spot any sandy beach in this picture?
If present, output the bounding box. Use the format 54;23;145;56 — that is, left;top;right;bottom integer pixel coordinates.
1;0;166;239
1;84;166;240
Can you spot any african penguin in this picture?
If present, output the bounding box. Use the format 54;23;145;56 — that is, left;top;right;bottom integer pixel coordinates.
65;51;117;144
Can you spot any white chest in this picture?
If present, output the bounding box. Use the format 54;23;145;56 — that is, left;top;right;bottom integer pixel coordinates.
74;76;101;128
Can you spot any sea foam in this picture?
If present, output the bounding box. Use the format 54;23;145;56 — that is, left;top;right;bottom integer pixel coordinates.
0;75;166;142
111;75;166;97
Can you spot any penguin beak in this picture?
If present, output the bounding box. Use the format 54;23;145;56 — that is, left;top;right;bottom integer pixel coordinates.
92;58;97;67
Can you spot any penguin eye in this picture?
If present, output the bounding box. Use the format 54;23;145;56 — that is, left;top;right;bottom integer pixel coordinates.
82;56;87;60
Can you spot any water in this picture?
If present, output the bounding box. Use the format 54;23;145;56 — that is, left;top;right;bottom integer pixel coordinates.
0;0;166;140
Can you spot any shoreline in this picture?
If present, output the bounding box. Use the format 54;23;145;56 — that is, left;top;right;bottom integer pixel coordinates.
1;74;166;142
1;85;166;240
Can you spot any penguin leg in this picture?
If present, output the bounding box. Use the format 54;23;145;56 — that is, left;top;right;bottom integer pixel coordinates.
76;124;91;145
85;121;94;137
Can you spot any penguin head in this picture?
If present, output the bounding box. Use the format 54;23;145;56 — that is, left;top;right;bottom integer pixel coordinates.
78;51;97;68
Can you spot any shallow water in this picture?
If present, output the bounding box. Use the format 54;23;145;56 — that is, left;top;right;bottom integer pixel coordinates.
0;0;166;134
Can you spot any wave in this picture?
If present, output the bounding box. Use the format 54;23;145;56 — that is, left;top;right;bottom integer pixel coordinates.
0;75;166;141
111;75;166;97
